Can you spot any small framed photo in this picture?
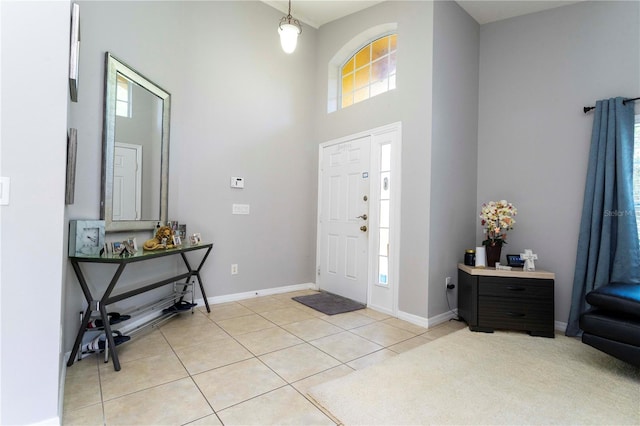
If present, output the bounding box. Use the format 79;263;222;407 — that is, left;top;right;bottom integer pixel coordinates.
122;241;136;255
172;235;182;246
189;233;201;245
127;237;138;252
177;224;187;239
111;241;123;254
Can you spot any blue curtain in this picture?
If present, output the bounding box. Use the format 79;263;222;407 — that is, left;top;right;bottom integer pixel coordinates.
566;97;640;337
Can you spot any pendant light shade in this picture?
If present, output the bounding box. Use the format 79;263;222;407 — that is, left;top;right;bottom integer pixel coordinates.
278;0;302;54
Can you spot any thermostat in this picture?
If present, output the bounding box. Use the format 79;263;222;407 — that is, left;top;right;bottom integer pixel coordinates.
230;177;244;188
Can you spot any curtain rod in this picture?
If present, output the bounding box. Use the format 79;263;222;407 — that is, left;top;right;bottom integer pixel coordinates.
583;97;640;113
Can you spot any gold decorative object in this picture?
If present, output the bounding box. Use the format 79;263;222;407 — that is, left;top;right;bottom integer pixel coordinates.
143;225;175;250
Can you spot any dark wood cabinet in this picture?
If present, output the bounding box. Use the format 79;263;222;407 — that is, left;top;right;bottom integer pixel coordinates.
458;264;555;338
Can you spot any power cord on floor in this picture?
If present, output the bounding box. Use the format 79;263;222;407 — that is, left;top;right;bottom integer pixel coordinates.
445;285;463;322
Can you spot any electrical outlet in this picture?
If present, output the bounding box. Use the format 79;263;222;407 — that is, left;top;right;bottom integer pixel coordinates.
231;264;238;275
446;276;455;290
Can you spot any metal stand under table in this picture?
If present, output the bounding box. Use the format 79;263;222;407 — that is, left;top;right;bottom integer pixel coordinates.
67;243;213;371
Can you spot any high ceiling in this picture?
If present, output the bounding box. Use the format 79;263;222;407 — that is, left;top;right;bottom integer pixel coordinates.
263;0;583;29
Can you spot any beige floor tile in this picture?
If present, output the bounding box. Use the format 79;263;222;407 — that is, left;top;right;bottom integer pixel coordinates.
259;343;341;382
216;385;335;426
103;377;213;425
160;310;214;330
174;336;254;375
271;289;319;300
237;296;290;313
346;348;397;370
65;353;99;377
388;335;433;353
282;318;344;341
233;327;304;356
321;311;376;329
288;303;327;317
114;329;173;363
99;352;188;401
202;302;253;321
291;365;354;396
193;358;286;411
350;321;417;346
216;313;276;336
186;413;224;425
63;367;101;412
260;307;317;326
310;331;383;363
382;317;429;334
160;320;229;349
359;307;392;321
62;402;104;426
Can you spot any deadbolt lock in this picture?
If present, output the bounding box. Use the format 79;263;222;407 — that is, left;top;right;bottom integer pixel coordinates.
360;225;368;232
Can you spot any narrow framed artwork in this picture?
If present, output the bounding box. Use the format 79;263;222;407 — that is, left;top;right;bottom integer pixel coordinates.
65;128;78;204
69;3;80;102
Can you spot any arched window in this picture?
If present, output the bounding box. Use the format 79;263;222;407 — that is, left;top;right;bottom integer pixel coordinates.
340;34;397;109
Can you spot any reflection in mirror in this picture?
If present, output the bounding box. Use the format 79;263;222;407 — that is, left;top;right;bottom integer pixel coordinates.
101;52;170;232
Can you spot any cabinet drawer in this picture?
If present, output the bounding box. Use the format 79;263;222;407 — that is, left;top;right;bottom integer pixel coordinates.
478;277;553;299
478;297;553;331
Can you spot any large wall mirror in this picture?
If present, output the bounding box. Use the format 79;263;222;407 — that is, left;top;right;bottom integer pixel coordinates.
101;52;170;232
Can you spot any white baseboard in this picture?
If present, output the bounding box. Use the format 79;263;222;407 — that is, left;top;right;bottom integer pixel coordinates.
555;320;568;333
29;416;60;425
397;309;458;330
195;282;317;306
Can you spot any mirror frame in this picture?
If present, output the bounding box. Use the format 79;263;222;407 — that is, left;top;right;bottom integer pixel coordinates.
101;52;171;232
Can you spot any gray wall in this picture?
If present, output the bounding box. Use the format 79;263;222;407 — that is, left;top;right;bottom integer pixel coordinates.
315;1;435;318
477;0;640;326
429;1;479;318
65;1;318;350
315;1;480;321
0;1;69;423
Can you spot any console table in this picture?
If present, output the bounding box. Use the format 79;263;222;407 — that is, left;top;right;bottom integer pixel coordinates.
67;243;213;371
457;263;555;338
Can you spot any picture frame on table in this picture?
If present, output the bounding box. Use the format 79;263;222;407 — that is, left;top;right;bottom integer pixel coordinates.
111;241;123;254
189;233;201;245
69;3;80;102
127;237;138;252
172;235;182;246
177;224;187;239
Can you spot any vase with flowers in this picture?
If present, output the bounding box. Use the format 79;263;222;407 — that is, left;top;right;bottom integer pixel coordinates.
480;200;517;267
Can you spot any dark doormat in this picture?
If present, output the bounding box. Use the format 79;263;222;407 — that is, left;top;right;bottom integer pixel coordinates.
292;292;365;315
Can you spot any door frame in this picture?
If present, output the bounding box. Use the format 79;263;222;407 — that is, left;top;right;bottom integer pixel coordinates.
316;122;402;315
114;142;143;221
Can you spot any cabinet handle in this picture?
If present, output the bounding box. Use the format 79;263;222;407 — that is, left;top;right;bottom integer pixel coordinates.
506;312;526;317
506;286;525;291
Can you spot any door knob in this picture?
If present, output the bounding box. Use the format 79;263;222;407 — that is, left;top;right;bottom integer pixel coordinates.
360;225;368;232
357;214;368;220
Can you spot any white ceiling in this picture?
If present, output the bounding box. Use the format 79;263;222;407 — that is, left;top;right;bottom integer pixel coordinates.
263;0;583;29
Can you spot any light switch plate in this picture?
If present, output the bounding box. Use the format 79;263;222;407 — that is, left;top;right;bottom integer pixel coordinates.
232;204;250;215
0;177;10;205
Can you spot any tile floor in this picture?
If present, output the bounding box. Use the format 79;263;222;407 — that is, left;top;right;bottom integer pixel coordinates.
63;290;465;425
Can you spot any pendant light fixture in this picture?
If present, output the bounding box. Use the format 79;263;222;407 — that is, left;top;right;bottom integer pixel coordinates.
278;0;302;54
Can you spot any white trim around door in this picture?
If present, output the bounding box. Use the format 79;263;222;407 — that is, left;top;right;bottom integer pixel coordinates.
316;122;402;315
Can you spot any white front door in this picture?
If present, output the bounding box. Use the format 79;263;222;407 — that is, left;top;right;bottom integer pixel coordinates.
318;137;371;303
113;142;142;221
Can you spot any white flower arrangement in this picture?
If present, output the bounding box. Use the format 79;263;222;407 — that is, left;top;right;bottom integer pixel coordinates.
480;200;517;246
